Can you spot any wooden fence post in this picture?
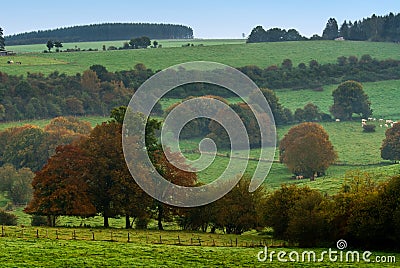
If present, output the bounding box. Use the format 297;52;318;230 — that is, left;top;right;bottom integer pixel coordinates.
1;225;4;237
159;235;162;244
92;232;95;241
36;229;39;238
56;230;58;240
127;233;130;243
178;235;180;245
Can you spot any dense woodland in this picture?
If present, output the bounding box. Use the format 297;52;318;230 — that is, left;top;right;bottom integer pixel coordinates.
247;12;400;43
5;23;194;45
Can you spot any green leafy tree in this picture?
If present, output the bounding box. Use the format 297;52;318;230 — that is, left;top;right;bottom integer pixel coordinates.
54;41;63;51
330;81;372;120
381;122;400;163
213;176;265;234
46;40;54;52
0;125;50;171
286;190;327;247
322;18;339;40
263;184;314;240
295;103;322;122
279;122;337;180
249;88;291;125
0;164;33;205
0;210;17;226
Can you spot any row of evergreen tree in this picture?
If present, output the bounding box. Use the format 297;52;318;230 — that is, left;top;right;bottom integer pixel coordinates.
5;23;194;45
248;12;400;43
337;13;400;41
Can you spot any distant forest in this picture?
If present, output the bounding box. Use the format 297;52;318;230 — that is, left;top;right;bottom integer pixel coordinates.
5;23;194;45
248;12;400;43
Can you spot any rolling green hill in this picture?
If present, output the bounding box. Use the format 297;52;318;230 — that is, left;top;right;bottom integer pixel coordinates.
3;40;400;76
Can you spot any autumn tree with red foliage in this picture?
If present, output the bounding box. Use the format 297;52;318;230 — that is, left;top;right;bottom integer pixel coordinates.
279;122;337;180
25;145;96;226
381;122;400;163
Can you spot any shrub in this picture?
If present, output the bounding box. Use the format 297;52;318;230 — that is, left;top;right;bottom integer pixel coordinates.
363;124;376;132
31;215;48;226
0;209;18;226
135;217;149;229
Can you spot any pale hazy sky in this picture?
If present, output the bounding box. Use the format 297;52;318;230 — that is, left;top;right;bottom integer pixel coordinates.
1;1;400;38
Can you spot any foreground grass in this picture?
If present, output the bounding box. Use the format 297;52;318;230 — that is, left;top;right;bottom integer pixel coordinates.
3;40;400;76
0;233;398;267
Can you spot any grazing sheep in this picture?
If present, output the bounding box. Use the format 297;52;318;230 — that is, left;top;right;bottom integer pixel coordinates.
335;119;340;122
385;124;389;127
380;124;383;128
379;119;384;122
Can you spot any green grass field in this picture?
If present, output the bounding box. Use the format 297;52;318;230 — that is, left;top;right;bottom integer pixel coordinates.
7;39;245;53
3;40;400;76
0;228;398;267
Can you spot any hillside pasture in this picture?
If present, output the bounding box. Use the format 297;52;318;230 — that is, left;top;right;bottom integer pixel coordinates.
275;79;400;119
0;228;399;267
6;39;245;53
3;40;400;76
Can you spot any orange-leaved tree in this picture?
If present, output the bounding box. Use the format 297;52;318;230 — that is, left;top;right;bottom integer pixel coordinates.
25;144;96;227
279;122;337;180
381;122;400;163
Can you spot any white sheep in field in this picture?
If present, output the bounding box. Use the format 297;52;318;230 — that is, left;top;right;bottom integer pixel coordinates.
335;119;340;122
379;119;384;122
386;119;393;124
380;124;383;128
385;124;389;127
368;117;373;121
362;119;367;122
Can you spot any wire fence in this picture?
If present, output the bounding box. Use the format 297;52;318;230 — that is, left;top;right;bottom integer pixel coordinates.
0;225;282;248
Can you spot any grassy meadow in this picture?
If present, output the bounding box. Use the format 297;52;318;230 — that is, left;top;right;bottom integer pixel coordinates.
3;40;400;76
3;237;398;267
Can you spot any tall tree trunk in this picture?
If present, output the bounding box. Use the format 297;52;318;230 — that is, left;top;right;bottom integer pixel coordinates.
104;215;109;228
125;215;131;229
157;203;164;230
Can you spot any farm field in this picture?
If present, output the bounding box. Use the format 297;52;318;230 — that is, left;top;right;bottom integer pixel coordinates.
0;227;399;267
6;39;245;53
3;40;400;76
